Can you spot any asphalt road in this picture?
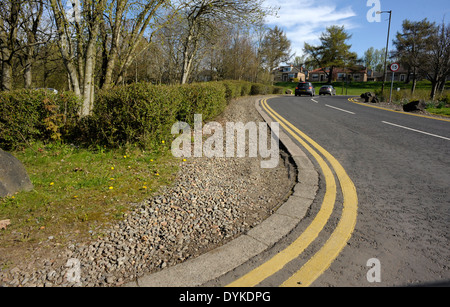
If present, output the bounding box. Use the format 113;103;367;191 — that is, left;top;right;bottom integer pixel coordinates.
212;94;450;287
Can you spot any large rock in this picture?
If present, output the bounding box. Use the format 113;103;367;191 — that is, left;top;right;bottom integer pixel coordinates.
0;148;33;197
403;100;426;112
360;92;379;103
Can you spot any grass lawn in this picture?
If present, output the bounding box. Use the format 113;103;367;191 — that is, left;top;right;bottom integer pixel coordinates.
274;80;447;96
0;141;180;251
426;107;450;117
275;81;450;117
275;80;387;96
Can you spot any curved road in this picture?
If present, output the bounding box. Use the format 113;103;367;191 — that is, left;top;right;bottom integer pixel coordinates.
215;94;450;287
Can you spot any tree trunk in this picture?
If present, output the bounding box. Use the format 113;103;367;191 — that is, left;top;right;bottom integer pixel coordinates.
100;0;125;90
430;80;439;101
328;66;334;84
80;22;100;117
181;33;199;84
0;2;19;91
411;74;417;95
24;58;32;88
1;59;12;91
24;42;34;89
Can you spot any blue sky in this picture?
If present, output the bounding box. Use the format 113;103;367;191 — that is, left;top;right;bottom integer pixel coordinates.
264;0;450;60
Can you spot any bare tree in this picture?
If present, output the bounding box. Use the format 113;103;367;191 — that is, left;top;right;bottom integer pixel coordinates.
19;0;46;88
99;0;168;89
0;0;21;91
177;0;271;84
423;21;450;100
50;0;106;117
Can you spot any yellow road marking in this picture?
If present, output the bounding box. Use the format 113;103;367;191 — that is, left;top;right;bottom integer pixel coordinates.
281;150;358;287
348;97;450;122
261;99;358;287
226;99;337;287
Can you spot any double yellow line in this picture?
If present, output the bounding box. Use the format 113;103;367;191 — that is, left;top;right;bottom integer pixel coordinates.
348;97;450;122
227;98;358;287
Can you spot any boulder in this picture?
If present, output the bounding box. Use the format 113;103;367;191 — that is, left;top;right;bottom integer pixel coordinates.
0;148;33;197
285;89;292;95
361;92;379;103
403;100;426;112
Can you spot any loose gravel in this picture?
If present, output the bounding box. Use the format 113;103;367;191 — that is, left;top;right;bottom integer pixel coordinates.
0;96;295;287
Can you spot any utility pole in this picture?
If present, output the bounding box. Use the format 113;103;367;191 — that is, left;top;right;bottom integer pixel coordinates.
377;10;392;95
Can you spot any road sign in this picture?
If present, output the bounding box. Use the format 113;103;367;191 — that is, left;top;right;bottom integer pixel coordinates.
390;63;400;72
388;63;400;103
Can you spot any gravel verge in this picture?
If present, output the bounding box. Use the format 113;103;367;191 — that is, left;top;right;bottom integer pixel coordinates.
0;96;295;287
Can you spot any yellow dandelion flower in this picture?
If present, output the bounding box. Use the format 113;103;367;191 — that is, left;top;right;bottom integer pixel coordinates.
124;155;127;158
161;140;165;144
49;182;54;186
111;167;114;170
109;186;114;190
143;186;147;189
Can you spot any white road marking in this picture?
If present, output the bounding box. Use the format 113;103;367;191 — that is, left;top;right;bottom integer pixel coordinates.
325;104;355;114
382;121;450;141
311;99;319;103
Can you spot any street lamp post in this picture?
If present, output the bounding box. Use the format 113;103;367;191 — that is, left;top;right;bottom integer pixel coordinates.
377;10;392;95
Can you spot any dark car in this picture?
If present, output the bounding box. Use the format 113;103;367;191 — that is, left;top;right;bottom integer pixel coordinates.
295;82;315;97
319;85;336;96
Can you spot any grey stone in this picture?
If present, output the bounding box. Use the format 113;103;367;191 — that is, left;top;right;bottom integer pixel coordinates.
0;148;33;197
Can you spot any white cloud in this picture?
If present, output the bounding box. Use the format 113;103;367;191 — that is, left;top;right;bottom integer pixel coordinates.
264;0;357;58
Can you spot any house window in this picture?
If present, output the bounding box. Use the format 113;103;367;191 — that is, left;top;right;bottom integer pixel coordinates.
400;74;405;82
312;74;319;80
354;74;360;80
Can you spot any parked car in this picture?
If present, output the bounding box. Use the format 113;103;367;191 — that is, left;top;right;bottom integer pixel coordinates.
319;85;336;96
295;82;315;97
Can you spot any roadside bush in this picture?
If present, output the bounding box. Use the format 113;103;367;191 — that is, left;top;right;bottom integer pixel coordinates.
83;83;182;148
1;81;278;150
178;81;227;123
80;82;228;148
223;80;242;102
438;93;450;105
0;89;80;150
250;84;271;95
222;80;256;101
240;81;252;96
272;86;284;94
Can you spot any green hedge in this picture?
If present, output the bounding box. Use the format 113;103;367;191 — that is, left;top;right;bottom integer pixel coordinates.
1;81;282;150
0;89;80;150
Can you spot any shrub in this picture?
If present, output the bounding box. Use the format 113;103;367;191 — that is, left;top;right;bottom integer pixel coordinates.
250;84;271;95
0;89;80;150
240;81;252;96
80;82;228;148
272;86;284;94
1;81;277;150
